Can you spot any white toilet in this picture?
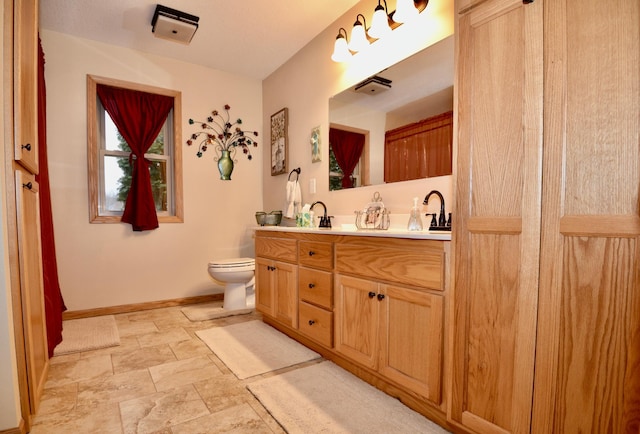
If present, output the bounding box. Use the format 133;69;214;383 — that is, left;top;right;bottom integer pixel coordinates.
207;258;256;311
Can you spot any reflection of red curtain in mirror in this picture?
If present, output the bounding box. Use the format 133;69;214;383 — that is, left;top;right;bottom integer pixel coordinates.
329;128;364;188
384;111;453;183
96;85;173;231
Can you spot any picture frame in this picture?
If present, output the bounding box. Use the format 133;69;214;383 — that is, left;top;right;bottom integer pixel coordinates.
311;125;321;163
270;108;288;176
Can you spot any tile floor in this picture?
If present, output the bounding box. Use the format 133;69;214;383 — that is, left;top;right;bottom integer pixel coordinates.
31;303;301;433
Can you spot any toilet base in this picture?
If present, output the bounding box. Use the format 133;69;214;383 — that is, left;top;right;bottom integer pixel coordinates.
223;282;255;311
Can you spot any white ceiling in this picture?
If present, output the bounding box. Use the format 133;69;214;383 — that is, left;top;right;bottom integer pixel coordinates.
39;0;361;80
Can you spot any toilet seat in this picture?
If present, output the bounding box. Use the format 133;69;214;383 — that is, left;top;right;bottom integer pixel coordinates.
208;257;255;269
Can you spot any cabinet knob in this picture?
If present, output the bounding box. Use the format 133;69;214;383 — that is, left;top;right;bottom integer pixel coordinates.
377;293;385;301
368;291;376;299
308;251;315;256
22;182;33;190
308;320;315;326
21;143;32;151
308;283;315;289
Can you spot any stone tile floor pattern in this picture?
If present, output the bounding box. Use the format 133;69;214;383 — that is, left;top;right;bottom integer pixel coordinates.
30;303;305;433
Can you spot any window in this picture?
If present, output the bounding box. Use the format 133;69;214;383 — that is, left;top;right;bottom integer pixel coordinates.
87;75;183;224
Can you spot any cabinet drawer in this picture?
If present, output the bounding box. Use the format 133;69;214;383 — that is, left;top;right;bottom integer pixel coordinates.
298;267;333;309
298;241;333;270
255;236;297;262
298;301;333;348
335;239;444;290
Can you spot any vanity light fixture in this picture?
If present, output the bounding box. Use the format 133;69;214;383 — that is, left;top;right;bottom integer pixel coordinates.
330;0;430;62
331;28;352;62
368;0;392;40
348;14;370;53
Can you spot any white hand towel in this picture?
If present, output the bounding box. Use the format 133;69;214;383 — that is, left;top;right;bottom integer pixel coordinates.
293;180;302;217
284;180;296;218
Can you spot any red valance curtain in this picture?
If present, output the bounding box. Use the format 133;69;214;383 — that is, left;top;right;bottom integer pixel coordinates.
329;128;365;188
37;36;66;357
96;85;173;231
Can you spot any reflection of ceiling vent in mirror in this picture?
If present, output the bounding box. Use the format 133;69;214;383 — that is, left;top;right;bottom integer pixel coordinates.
354;75;392;95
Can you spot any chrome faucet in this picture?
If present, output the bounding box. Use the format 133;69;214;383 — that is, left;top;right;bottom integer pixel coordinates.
423;190;451;231
310;201;332;228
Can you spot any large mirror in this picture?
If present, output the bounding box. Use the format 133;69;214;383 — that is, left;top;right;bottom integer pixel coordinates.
328;35;454;190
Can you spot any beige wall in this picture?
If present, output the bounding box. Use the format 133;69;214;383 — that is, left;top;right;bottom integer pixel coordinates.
262;0;454;221
41;30;263;311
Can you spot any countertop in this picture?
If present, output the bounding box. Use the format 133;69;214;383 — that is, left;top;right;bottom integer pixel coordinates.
252;224;451;241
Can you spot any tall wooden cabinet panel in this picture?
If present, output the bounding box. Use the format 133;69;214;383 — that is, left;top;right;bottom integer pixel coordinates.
14;169;47;414
533;0;640;432
13;0;38;173
450;0;543;433
453;0;640;433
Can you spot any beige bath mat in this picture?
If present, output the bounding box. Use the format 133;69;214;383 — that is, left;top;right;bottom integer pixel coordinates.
196;320;319;379
181;302;253;322
53;315;120;356
248;361;449;433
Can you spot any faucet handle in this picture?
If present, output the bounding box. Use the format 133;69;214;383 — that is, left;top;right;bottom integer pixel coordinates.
425;213;438;228
446;213;452;227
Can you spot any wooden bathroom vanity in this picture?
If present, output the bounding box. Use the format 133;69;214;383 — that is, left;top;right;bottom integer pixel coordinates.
254;228;451;428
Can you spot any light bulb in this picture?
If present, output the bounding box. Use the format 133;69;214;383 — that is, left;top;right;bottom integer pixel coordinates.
393;0;419;24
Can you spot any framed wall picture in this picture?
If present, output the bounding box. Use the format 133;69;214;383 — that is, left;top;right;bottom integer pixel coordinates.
270;108;288;175
311;125;321;163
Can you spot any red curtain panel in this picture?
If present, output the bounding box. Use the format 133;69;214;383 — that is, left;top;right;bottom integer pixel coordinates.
329;128;365;188
96;85;173;231
36;36;66;357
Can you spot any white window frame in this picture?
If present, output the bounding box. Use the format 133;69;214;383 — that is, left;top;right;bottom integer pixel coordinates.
87;75;183;223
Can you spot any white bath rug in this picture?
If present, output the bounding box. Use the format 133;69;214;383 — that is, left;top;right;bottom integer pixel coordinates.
248;361;449;433
181;302;253;322
53;315;120;356
196;320;320;379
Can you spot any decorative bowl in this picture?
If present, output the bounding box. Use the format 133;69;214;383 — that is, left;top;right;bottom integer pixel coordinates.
255;210;282;226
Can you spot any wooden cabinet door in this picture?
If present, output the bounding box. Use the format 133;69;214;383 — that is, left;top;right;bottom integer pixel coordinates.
379;285;443;406
334;274;379;369
13;0;38;173
15;169;47;413
451;0;543;433
255;257;275;317
532;1;640;432
274;261;298;329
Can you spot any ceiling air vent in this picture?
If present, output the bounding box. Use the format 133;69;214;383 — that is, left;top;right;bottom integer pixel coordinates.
354;75;392;95
151;4;200;44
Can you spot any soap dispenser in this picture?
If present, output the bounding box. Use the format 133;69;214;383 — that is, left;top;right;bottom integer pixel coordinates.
407;197;423;231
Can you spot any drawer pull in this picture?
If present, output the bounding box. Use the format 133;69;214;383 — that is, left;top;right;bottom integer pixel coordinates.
368;291;376;299
268;265;276;271
377;293;385;301
23;182;33;190
308;283;315;289
308;320;315;326
22;143;32;151
308;251;315;256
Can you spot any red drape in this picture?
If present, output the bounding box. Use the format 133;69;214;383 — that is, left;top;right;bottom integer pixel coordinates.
36;36;66;357
96;85;173;231
329;128;365;188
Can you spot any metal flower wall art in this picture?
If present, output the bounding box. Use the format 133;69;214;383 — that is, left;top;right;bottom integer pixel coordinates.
186;104;259;180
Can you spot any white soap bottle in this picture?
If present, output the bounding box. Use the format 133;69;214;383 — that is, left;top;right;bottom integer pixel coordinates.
407;197;423;231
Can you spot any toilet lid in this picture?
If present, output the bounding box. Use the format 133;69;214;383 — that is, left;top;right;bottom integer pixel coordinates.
208;257;255;268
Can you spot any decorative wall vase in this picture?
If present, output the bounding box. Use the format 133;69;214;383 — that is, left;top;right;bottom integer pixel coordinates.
218;150;234;180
